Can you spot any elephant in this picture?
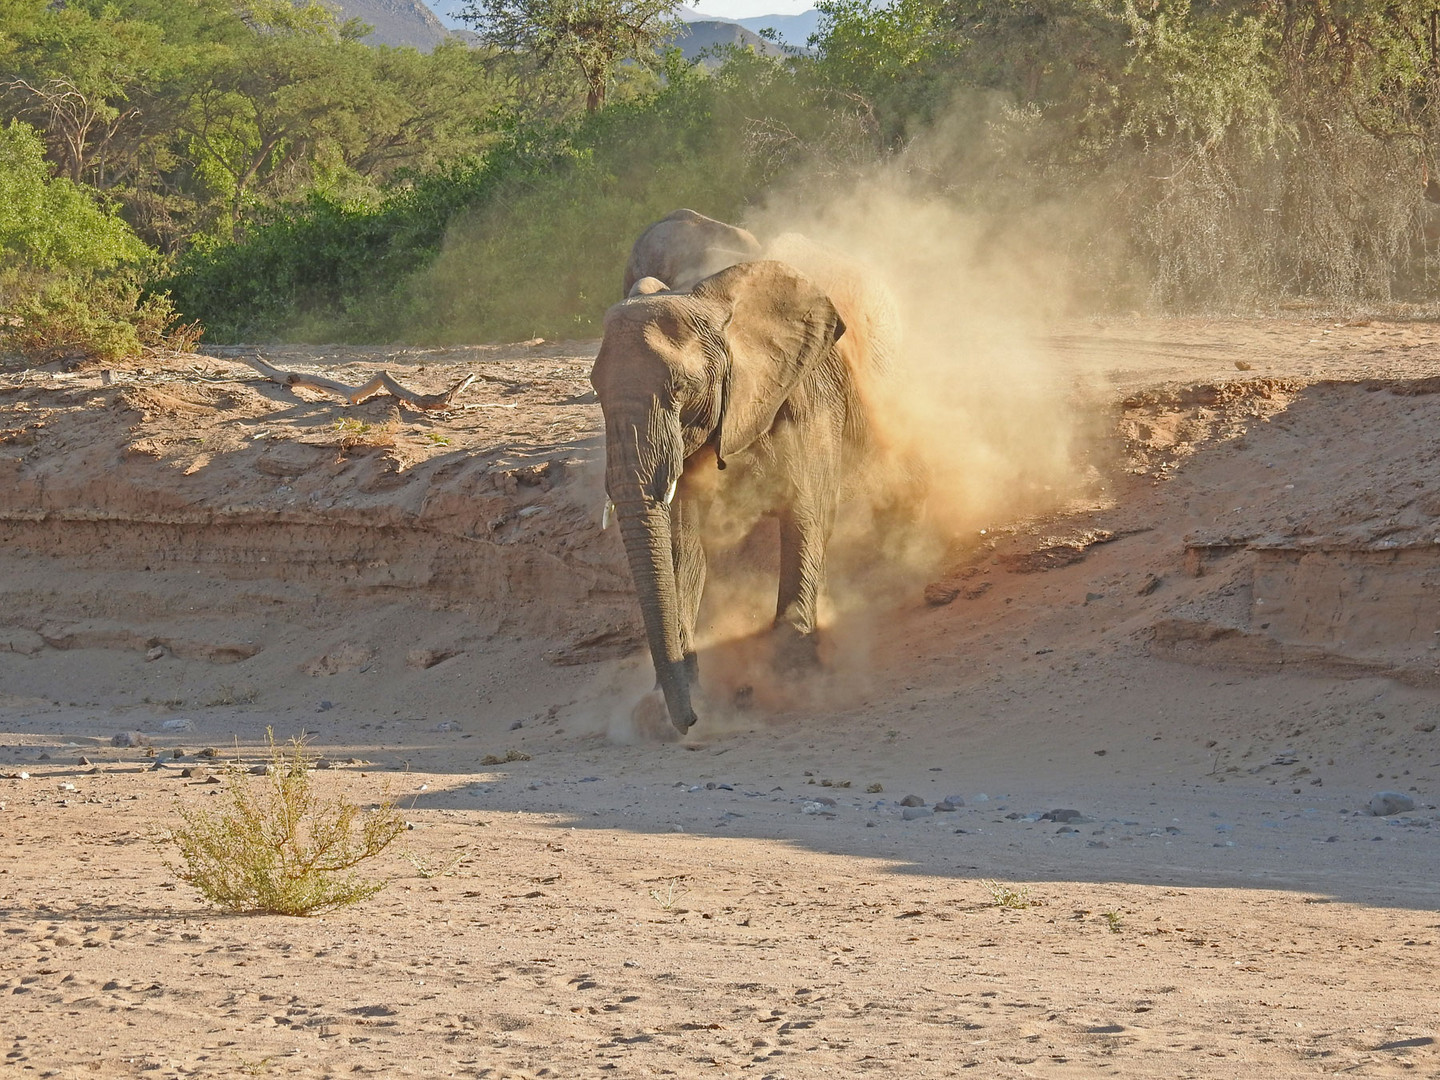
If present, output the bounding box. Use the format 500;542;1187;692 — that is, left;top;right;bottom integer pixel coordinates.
592;259;864;735
623;209;763;297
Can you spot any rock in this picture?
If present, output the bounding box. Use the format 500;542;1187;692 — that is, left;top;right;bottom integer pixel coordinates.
1087;840;1110;849
149;759;166;771
899;794;926;807
509;719;523;731
933;800;958;812
668;824;684;833
801;801;829;815
160;718;193;732
249;764;270;775
198;747;219;759
902;806;933;821
145;645;165;662
1042;808;1082;823
314;758;333;770
1056;826;1079;834
813;796;838;807
77;756;91;766
110;732;148;748
865;783;884;794
203;775;221;785
1369;791;1416;816
923;582;962;606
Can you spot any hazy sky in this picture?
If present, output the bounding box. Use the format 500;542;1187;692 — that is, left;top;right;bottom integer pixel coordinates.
686;1;816;19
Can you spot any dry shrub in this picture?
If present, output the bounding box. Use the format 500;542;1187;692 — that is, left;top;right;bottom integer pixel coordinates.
167;733;404;916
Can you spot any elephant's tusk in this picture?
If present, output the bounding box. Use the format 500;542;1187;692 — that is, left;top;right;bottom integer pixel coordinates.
602;498;614;529
664;478;677;505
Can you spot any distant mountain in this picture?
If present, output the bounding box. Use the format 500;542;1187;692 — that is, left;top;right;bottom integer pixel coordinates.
670;19;788;62
679;6;820;48
734;10;821;46
336;0;452;48
333;0;818;54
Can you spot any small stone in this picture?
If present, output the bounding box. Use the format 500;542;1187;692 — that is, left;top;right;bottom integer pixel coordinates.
1087;840;1110;849
509;719;523;731
899;794;926;807
58;782;76;792
204;775;221;785
933;801;958;812
145;646;165;662
623;959;640;969
668;824;684;833
77;756;91;766
902;806;933;821
1414;721;1436;733
1043;808;1082;823
198;748;218;759
865;783;883;794
149;759;166;771
110;732;148;748
801;801;828;815
813;796;838;807
314;758;333;770
1369;791;1416;816
249;764;269;775
179;767;197;778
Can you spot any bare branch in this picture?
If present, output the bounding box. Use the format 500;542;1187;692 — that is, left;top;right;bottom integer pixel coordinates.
239;355;478;411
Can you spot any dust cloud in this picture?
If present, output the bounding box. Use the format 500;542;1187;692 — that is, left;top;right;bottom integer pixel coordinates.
679;171;1099;675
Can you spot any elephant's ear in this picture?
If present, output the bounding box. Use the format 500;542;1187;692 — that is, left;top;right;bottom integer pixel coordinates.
689;260;845;455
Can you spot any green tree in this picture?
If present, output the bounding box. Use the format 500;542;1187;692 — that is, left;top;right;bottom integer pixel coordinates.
458;0;681;112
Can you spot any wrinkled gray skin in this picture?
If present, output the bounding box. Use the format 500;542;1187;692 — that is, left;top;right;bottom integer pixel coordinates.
623;209;763;297
592;261;855;734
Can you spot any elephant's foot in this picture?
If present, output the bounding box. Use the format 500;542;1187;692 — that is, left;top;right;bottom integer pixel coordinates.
772;624;822;673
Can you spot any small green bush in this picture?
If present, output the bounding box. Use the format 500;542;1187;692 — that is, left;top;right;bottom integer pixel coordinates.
168;733;405;916
0;120;196;361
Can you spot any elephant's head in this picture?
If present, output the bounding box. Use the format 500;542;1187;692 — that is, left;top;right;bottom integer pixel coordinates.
591;261;846;733
623;209;764;297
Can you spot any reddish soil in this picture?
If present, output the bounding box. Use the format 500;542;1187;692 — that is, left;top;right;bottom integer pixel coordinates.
1;318;1437;1078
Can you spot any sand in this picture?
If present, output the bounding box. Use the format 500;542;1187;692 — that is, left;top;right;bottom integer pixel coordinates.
1;316;1437;1078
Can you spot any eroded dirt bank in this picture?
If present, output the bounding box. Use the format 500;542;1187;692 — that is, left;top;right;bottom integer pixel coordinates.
1;319;1438;1078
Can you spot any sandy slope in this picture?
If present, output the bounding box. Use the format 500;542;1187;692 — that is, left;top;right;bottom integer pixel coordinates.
1;318;1438;1078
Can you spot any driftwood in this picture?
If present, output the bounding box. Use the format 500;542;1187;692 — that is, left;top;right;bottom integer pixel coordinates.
241;354;477;412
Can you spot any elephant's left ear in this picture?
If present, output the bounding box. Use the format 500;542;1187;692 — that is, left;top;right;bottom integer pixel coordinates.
693;259;844;386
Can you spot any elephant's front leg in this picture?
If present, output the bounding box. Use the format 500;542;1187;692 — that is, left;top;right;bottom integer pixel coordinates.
772;423;842;670
670;490;707;688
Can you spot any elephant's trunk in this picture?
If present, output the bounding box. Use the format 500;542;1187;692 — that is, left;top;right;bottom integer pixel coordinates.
615;498;698;733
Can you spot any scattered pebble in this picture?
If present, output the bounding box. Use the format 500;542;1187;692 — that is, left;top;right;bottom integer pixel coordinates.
315;758;333;769
77;756;91;766
145;645;165;662
110;732;148;748
1042;809;1082;823
902;806;933;821
1369;791;1416;816
249;764;270;775
160;718;194;732
899;794;926;807
865;783;883;794
198;748;219;759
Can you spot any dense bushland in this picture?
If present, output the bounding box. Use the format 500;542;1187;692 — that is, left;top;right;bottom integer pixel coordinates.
6;0;1440;353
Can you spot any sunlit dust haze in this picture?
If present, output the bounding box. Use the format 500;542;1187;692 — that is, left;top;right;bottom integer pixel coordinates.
655;165;1102;722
